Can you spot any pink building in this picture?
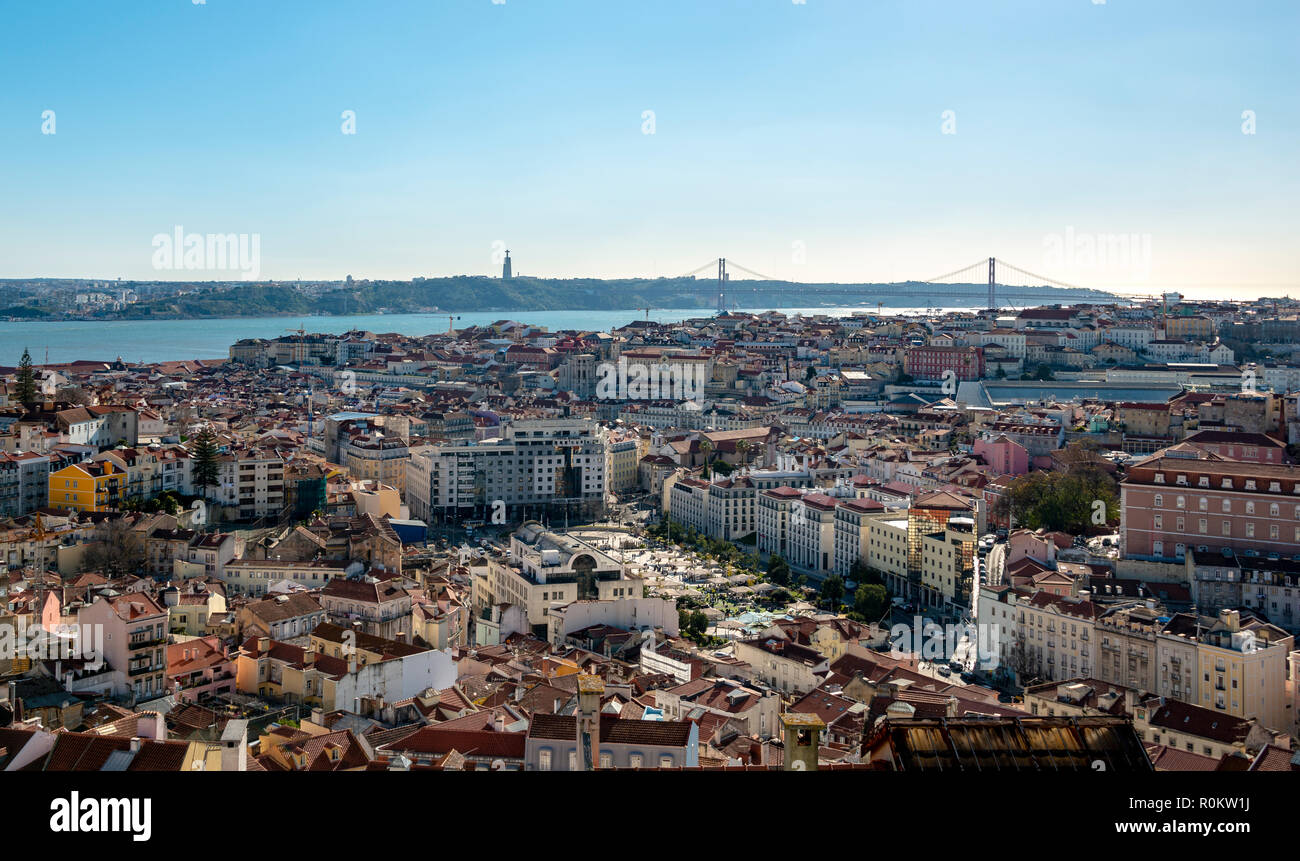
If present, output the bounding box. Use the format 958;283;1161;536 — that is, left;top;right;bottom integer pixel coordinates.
1179;431;1287;465
167;636;236;703
79;593;169;702
974;435;1029;476
1121;455;1300;561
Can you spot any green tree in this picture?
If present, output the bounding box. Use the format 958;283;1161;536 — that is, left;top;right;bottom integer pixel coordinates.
849;557;881;586
766;554;791;586
736;439;752;469
698;438;713;480
853;583;888;619
190;426;221;499
819;573;845;610
1002;465;1119;534
15;348;38;407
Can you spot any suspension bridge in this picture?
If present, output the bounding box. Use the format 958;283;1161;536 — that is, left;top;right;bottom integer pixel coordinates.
674;256;1144;313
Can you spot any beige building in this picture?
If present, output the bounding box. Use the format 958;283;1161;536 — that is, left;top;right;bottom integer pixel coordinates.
1011;591;1102;683
473;523;643;637
866;515;910;590
1095;602;1163;693
732;636;828;695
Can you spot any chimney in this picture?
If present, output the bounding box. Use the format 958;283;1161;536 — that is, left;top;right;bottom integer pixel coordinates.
220;719;248;772
257;637;270;654
1220;608;1241;632
129;737;142;753
494;713;506;733
304;650;316;666
779;713;826;772
395;630;407;644
1124;688;1138;714
576;674;605;771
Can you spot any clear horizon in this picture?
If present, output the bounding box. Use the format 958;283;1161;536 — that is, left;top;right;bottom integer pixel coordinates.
3;0;1297;300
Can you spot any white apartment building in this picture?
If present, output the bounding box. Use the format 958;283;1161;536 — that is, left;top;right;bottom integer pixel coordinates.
407;419;607;521
975;329;1027;359
667;476;711;537
831;497;888;577
213;449;286;520
786;493;837;576
221;559;355;597
1102;324;1155;354
1012;591;1102;684
756;486;801;560
1261;364;1300;393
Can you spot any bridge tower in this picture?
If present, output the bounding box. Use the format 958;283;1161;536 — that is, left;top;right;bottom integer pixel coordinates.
716;258;729;314
987;257;996;311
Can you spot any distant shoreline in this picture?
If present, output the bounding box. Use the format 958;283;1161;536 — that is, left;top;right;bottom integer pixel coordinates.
0;276;1122;323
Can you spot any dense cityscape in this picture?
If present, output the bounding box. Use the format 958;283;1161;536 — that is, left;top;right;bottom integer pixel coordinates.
3;291;1299;780
7;0;1296;844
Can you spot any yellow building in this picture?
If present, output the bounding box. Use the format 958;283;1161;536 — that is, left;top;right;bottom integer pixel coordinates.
1164;315;1214;342
48;460;126;512
1194;610;1290;732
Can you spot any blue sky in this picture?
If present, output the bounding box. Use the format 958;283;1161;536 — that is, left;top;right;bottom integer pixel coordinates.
2;0;1296;297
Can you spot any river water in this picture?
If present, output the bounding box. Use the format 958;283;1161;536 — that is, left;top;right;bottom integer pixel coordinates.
0;304;970;366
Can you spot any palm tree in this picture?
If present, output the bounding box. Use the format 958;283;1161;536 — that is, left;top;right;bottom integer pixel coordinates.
698;437;714;479
736;439;752;470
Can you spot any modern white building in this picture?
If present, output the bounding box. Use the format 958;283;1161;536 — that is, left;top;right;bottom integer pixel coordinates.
407;419;607;521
